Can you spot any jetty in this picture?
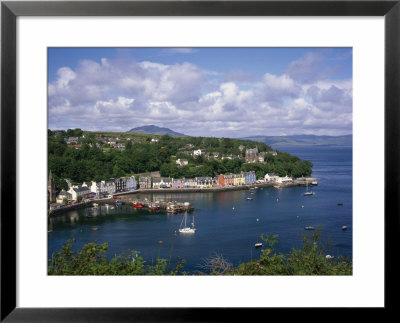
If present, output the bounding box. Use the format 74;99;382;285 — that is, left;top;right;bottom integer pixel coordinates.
118;196;194;213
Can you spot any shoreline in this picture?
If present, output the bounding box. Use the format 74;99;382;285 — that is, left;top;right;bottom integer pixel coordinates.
49;181;308;217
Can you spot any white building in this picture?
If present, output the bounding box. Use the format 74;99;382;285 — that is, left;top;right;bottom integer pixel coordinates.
276;175;293;184
101;180;116;195
126;176;138;191
264;173;279;182
68;186;91;200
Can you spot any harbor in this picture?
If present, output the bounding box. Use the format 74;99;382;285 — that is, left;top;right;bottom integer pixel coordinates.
48;145;351;273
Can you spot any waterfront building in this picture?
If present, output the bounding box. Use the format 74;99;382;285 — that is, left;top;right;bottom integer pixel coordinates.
68;186;91;200
276;175;293;184
235;173;246;186
90;181;102;197
139;176;152;189
114;177;127;192
245;147;259;163
195;177;213;188
218;174;235;186
101;180;116;195
56;190;72;204
184;178;197;188
48;170;56;204
265;173;279;182
160;177;172;188
218;174;225;187
126;176;137;191
244;171;257;184
152;177;162;189
172;178;185;189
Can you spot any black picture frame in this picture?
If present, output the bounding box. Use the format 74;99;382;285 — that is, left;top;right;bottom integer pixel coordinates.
1;1;399;321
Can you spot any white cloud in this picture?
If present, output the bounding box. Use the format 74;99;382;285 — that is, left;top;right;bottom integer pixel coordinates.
48;52;352;136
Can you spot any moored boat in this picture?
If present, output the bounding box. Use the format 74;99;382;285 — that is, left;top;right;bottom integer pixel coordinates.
148;204;160;211
179;213;196;233
341;225;348;230
304;226;315;230
133;202;144;208
255;242;263;248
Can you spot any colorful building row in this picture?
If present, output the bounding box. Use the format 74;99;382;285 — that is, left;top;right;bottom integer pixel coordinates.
218;171;257;187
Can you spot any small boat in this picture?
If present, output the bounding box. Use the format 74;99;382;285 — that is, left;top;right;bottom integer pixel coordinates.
337;202;343;206
91;227;98;231
167;206;176;213
115;201;122;206
255;242;263;248
304;226;315;230
148;204;160;211
175;206;184;213
304;183;314;196
247;197;253;200
93;203;98;207
133;202;144;208
326;254;334;259
342;225;348;230
179;213;196;234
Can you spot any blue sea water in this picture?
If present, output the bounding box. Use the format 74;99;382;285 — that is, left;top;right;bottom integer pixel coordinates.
48;145;352;273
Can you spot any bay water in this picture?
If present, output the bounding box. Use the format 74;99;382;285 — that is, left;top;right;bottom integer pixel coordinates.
48;145;352;273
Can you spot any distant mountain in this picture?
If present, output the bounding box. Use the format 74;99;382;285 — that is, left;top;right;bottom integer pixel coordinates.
241;134;352;147
126;125;186;137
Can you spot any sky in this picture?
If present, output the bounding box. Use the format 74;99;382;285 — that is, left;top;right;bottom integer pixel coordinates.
48;47;352;137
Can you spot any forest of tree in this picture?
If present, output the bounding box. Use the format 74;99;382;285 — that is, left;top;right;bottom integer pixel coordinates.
48;129;313;191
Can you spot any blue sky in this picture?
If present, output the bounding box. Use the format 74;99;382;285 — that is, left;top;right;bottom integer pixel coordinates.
48;47;352;137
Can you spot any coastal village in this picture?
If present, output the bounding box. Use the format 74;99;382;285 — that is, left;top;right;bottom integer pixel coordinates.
48;168;317;213
48;131;317;214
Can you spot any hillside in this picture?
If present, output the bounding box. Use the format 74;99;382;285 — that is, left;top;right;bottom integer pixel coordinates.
127;125;186;137
241;135;352;147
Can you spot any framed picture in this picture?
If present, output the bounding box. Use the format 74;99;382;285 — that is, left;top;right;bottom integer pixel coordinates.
1;0;398;320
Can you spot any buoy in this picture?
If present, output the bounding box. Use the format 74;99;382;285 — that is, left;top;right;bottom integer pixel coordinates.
256;218;259;222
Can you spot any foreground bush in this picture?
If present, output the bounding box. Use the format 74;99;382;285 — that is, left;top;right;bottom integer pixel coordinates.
226;231;352;275
48;239;185;275
48;231;352;275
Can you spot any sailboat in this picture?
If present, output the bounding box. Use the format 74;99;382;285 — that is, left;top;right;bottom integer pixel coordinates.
304;182;315;196
179;212;196;233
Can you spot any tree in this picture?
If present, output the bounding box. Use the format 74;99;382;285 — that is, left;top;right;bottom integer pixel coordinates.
77;195;83;202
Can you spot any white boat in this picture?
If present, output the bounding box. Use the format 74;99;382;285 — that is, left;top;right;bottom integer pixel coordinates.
179;213;196;234
342;225;348;230
304;183;314;196
93;203;98;207
247;197;253;200
255;242;263;248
